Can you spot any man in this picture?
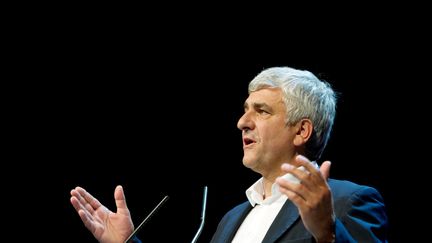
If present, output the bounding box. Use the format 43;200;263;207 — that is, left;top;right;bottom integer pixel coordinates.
210;67;387;242
71;66;388;242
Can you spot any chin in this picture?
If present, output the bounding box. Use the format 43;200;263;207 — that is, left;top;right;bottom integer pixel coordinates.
242;157;256;169
242;161;251;168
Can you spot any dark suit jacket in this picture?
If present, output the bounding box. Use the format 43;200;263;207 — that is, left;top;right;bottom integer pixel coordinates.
210;179;388;243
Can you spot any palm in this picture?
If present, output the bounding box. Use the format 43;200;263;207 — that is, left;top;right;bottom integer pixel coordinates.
71;186;134;243
97;205;133;243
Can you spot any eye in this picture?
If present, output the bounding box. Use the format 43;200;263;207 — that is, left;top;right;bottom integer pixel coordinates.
257;109;269;114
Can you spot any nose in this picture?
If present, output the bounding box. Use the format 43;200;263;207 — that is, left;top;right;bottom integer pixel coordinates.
237;111;254;131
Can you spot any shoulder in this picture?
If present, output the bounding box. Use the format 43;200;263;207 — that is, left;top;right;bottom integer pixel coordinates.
329;179;389;240
328;179;384;210
328;178;383;200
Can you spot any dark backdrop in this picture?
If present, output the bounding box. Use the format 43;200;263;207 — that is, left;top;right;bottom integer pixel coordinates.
9;10;428;242
50;51;410;242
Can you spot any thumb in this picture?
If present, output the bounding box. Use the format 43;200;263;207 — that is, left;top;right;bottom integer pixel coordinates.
114;185;129;213
320;161;331;180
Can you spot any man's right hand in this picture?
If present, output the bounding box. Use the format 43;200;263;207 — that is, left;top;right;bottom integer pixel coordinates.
70;185;135;243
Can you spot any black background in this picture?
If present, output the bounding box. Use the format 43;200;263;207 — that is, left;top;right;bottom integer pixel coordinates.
7;6;429;242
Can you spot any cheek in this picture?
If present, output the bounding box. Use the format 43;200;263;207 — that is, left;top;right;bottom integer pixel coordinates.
257;119;289;142
267;129;293;147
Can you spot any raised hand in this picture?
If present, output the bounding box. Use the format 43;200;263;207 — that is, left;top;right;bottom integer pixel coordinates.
276;155;335;243
70;185;134;243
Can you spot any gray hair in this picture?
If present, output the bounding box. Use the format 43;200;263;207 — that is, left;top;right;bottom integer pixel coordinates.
248;67;337;161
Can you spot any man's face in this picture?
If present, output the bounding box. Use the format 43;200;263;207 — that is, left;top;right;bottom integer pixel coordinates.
237;88;298;178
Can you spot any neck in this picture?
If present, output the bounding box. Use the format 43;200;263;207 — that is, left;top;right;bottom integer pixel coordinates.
262;177;274;199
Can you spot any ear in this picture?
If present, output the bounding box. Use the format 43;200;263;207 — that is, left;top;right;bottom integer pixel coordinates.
293;119;313;146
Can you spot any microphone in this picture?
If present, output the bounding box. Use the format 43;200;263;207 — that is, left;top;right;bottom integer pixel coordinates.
191;186;208;243
124;195;169;243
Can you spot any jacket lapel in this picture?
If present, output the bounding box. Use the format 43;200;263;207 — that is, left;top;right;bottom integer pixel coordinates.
261;199;300;243
220;202;253;242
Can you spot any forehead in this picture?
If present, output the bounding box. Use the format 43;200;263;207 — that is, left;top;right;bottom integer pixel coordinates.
246;88;283;104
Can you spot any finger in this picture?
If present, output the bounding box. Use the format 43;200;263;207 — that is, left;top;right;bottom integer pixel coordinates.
70;194;84;213
76;186;102;210
114;185;129;214
71;196;96;224
320;161;331;180
276;176;307;201
71;189;90;213
280;163;314;189
292;155;328;186
72;187;96;215
277;178;308;208
278;187;308;209
78;207;97;234
293;155;320;174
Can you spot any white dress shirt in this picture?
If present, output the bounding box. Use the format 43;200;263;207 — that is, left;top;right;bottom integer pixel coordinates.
231;178;287;243
232;162;318;243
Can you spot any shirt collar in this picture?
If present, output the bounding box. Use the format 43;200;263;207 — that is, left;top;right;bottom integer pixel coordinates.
245;177;284;207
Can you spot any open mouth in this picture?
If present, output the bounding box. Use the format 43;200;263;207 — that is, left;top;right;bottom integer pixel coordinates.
243;137;255;146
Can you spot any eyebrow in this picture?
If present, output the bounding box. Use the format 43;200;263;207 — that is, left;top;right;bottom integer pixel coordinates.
243;102;273;112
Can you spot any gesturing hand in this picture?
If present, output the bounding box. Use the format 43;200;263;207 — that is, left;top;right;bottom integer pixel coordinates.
276;155;335;243
70;185;135;243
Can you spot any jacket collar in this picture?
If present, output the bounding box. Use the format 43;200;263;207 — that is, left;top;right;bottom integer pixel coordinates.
221;199;300;243
262;199;300;243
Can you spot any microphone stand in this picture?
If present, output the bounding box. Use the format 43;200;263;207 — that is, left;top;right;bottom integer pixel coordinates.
191;186;208;243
